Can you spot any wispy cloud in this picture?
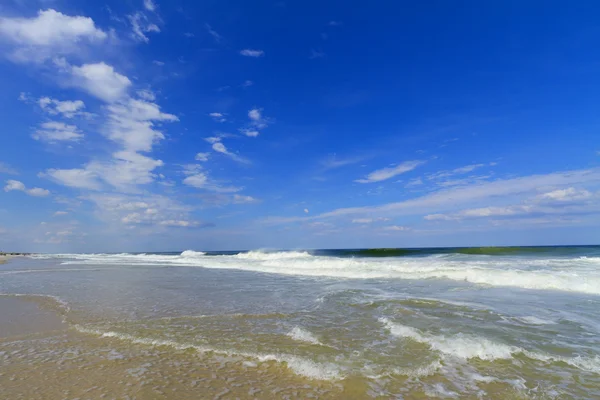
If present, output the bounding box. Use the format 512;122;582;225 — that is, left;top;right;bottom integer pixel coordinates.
33;121;84;142
4;179;50;197
182;165;242;193
240;49;264;57
34;97;90;118
128;12;160;43
209;112;226;122
382;225;410;231
321;154;365;170
205;24;222;43
195;152;210;162
264;168;600;226
143;0;157;12
0;162;18;175
427;162;496;182
240;108;271;137
212;142;250;164
356;160;425;183
351;217;390;224
309;49;325;59
425;188;596;222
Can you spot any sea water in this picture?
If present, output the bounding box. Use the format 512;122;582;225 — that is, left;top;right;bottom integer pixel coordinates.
1;246;599;398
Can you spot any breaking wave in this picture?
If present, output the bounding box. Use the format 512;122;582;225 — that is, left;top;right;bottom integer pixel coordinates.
380;318;600;373
33;249;600;295
73;325;342;380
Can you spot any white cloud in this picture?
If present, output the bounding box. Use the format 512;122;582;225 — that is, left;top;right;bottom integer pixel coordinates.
304;208;309;213
240;129;259;137
159;220;202;228
425;206;530;221
242;80;253;87
195;152;210;162
0;162;18;175
137;89;156;101
38;97;88;118
328;21;342;26
243;107;270;136
87;151;164;191
205;24;222;43
205;136;222;144
42;96;176;192
152;60;165;66
33;121;84;142
106;97;177;152
4;179;50;197
27;188;50;197
209;112;226;122
356;160;425;183
539;187;591;202
144;0;157;12
70;62;132;103
321;154;365;170
87;193;204;229
267;168;600;225
232;194;258;204
424;187;597;222
452;164;485;174
4;180;25;192
183;172;208;188
211;142;250;164
128;12;160;43
351;217;390;224
240;49;264;57
53;211;68;216
405;178;423;187
0;9;106;47
382;225;410;231
182;165;241;193
44;168;101;190
427;162;495;184
212;142;228;154
248;108;261;121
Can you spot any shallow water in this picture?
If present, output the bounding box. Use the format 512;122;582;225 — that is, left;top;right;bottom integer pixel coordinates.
2;248;600;398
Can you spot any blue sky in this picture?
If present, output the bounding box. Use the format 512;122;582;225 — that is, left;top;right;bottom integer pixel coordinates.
0;1;599;252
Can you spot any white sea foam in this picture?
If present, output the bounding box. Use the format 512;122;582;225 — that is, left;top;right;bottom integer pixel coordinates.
180;250;206;257
234;250;313;260
73;325;342;380
380;318;600;373
41;250;600;295
392;360;443;377
286;326;323;346
380;317;517;361
515;316;556;325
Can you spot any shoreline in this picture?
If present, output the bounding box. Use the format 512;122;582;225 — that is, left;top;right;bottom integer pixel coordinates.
0;253;29;264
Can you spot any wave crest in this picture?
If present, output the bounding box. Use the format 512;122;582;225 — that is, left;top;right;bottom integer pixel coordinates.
180;250;206;258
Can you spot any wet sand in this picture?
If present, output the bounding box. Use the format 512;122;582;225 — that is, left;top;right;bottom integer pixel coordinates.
0;295;351;399
0;297;66;338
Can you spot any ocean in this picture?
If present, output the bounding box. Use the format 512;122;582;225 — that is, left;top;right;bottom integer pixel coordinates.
1;246;600;398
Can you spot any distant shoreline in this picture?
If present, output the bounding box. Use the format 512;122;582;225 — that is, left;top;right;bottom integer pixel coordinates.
0;253;29;264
